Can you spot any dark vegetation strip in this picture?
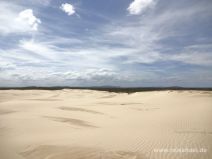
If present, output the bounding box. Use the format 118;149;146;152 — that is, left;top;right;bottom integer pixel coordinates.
0;86;212;93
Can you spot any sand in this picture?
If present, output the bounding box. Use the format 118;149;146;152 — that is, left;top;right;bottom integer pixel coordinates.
0;90;212;159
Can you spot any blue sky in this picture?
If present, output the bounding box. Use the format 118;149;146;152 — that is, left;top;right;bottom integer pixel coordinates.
0;0;212;87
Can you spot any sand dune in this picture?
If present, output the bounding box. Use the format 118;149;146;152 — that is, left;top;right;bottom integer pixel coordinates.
21;145;146;159
59;106;104;115
0;90;212;159
44;116;98;128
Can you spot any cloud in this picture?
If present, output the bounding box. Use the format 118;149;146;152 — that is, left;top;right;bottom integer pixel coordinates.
104;0;212;66
0;61;16;71
127;0;155;15
62;69;118;82
32;0;52;6
0;2;41;34
170;44;212;66
18;0;52;6
16;9;41;31
19;39;60;60
0;0;212;87
0;67;120;87
60;3;75;16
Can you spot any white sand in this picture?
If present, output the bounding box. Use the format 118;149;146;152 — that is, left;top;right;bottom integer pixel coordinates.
0;90;212;159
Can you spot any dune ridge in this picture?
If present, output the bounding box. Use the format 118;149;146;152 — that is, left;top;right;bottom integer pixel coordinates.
0;90;211;159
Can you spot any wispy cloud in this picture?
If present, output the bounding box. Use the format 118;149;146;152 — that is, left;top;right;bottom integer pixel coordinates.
19;39;60;60
127;0;156;15
170;44;212;66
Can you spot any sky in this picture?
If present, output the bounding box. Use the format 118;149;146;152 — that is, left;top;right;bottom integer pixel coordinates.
0;0;212;87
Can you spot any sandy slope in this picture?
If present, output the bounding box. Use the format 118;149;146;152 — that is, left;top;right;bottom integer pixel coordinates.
0;90;212;159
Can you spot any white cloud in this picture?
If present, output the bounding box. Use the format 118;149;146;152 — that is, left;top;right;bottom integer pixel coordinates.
0;61;16;70
16;39;114;68
19;39;60;60
0;66;120;87
62;69;118;81
172;52;212;65
60;3;75;16
20;40;49;53
170;44;212;66
0;1;41;34
16;9;41;31
127;0;155;15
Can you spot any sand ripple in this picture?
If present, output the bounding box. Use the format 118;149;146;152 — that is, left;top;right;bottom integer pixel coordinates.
21;145;146;159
